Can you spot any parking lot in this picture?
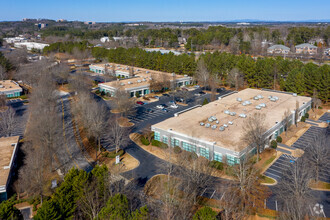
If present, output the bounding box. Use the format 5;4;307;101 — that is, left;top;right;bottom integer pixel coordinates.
318;112;330;123
264;154;297;181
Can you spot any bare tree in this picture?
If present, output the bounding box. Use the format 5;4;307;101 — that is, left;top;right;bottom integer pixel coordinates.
0;65;7;80
51;62;70;85
305;131;330;182
69;72;93;95
0;106;18;137
5;49;28;68
107;117;130;153
275;157;315;220
294;100;299;127
227;68;244;91
242;112;267;162
195;58;209;89
114;89;136;117
0;94;6;109
312;88;322;118
282;109;292;137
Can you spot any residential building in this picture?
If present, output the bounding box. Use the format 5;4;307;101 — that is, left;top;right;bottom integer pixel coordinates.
151;89;311;165
267;44;290;54
14;42;49;51
100;37;110;43
0;136;20;201
295;43;318;54
96;63;192;97
0;80;22;98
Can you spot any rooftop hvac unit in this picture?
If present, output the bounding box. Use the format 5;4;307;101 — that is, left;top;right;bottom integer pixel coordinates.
268;95;272;99
184;74;188;77
0;85;3;88
216;120;219;124
273;96;279;101
137;80;141;83
237;97;242;102
246;101;252;105
230;112;236;116
257;94;263;99
270;98;276;102
137;69;140;71
259;103;266;108
211;125;217;130
224;110;230;114
239;114;247;118
219;126;225;131
242;102;247;106
149;77;152;80
205;123;211;128
228;121;233;125
200;122;205;126
172;73;175;76
223;124;228;128
126;67;129;70
254;96;259;100
293;93;297;97
256;105;262;110
110;65;112;67
117;65;120;67
208;117;213;122
146;71;150;73
120;83;125;86
142;78;146;81
128;82;132;84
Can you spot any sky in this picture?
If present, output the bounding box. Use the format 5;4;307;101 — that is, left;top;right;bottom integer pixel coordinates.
1;0;330;22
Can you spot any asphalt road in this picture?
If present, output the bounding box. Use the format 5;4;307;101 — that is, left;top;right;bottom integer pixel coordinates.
6;99;28;137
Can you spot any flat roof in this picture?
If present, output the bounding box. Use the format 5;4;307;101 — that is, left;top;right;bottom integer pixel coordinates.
0;80;22;93
152;88;311;152
0;136;19;187
98;63;189;90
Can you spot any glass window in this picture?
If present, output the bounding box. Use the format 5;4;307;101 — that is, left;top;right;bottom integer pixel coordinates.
182;141;196;152
171;138;180;147
226;154;239;165
214;152;222;162
162;136;168;144
154;132;160;141
199;147;209;159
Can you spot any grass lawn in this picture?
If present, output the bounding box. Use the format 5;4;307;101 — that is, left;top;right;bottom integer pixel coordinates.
260;175;276;184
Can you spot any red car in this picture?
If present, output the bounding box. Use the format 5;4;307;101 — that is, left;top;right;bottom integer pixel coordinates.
136;101;144;105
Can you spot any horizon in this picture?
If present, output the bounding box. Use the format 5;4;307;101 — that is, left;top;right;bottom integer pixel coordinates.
1;0;329;22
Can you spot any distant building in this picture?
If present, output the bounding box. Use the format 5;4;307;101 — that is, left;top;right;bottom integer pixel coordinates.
14;42;49;51
56;19;67;22
4;37;27;44
84;21;96;25
100;37;110;43
267;45;290;54
144;48;182;55
295;43;318;55
0;80;22;98
237;22;250;26
35;23;48;29
0;136;20;201
95;63;192;97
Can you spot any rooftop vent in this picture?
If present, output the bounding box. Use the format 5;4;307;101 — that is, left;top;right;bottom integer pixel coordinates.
224;110;230;114
257;94;264;99
254;96;259;100
268;95;272;99
126;67;129;70
137;80;141;83
256;105;262;110
273;96;279;101
239;113;247;118
128;82;132;84
219;126;225;131
205;123;211;128
237;97;242;102
120;83;125;86
200;122;205;126
230;112;236;116
259;103;266;108
215;120;219;124
211;125;217;130
142;78;146;82
293;93;297;97
270;98;276;102
146;71;150;73
228;121;233;125
223;124;228;128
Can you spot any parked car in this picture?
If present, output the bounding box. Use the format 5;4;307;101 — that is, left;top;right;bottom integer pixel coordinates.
169;100;176;104
194;85;200;88
161;104;168;108
199;91;206;95
146;108;154;113
163;93;170;97
175;97;184;102
170;104;178;109
136;101;144;105
161;108;169;112
194;93;201;96
154;96;160;99
156;105;164;109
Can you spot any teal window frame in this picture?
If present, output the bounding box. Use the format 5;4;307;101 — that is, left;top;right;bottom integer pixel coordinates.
154;132;160;141
182;141;196;152
199;147;209;159
162;136;168;144
214;152;222;162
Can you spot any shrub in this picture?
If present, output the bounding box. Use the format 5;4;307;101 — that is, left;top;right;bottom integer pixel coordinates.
301;116;306;122
270;140;277;149
101;91;105;96
95;90;101;94
189;152;198;160
276;136;282;143
173;146;182;154
202;98;209;105
318;106;323;109
209;160;224;170
135;91;140;98
140;137;150;145
151;139;161;147
305;113;309;118
104;149;125;158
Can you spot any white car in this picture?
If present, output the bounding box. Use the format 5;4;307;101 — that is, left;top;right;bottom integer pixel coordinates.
156;105;164;109
170;104;178;109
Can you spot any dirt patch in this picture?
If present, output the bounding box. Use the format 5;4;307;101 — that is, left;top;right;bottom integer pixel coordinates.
117;117;134;127
101;152;139;174
291;149;304;157
110;109;122;114
309;180;330;191
58;84;71;93
254;148;277;173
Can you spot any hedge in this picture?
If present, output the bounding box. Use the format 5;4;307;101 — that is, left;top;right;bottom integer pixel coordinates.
173;146;182;154
103;149;125;158
141;137;150;145
209;160;224;170
301;116;306;122
276;136;282;143
305;113;309;118
151;139;168;149
270;140;277;149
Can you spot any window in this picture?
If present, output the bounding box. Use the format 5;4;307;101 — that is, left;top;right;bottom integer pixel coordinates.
162;136;168;144
171;138;180;147
199;147;209;159
227;154;239;165
214;152;222;162
182;141;196;152
154;132;160;141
